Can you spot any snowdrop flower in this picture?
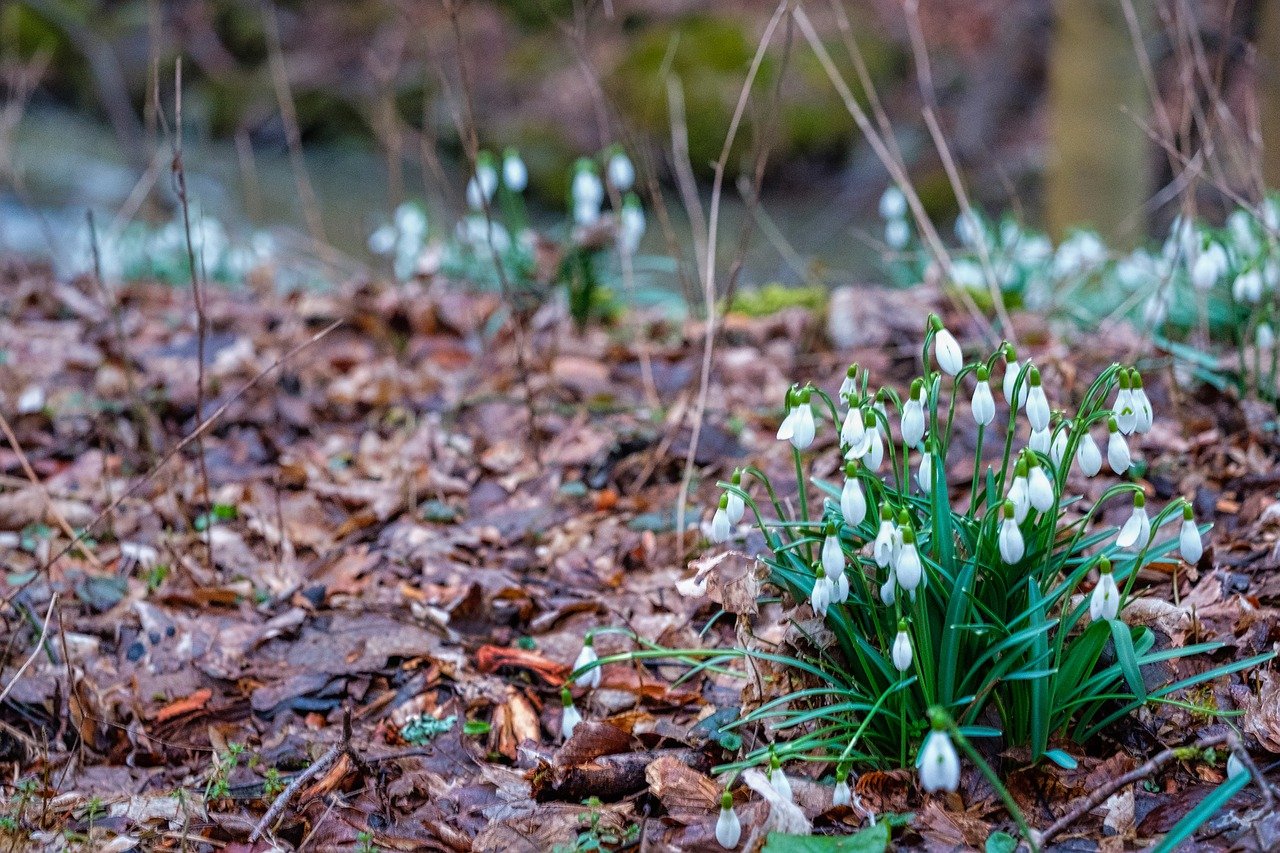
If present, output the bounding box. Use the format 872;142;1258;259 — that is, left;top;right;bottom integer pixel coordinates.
1191;241;1229;290
776;389;816;450
1130;370;1153;434
879;573;896;605
1113;371;1137;435
605;146;635;192
1258;323;1275;351
1027;457;1055;513
710;495;731;544
502;148;528;192
930;316;964;376
1003;347;1027;409
971;366;995;426
725;471;745;525
1025;367;1050;431
1050;422;1070;468
917;440;935;493
901;379;927;448
573;636;601;689
841;406;867;451
1029;425;1050;455
1107;417;1131;474
1008;459;1030;523
466;151;499;210
822;524;847;601
885;218;911;250
880;186;908;220
716;791;741;848
560;688;582;739
892;620;913;673
895;527;923;593
618;193;646;256
919;723;961;793
811;566;834;617
1179;503;1203;564
840;364;860;401
998;501;1025;565
955;210;981;247
865;413;885;472
873;507;896;568
1076;428;1103;477
841;463;867;527
120;541;159;570
571;158;605;226
832;770;852;807
1228;208;1260;255
1117;492;1151;551
1227;754;1247;781
1234;268;1264;304
768;753;793;802
1089;558;1120;622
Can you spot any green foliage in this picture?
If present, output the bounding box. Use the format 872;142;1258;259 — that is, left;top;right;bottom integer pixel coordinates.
400;714;457;744
728;283;827;317
552;797;639;852
763;821;890;851
204;742;245;802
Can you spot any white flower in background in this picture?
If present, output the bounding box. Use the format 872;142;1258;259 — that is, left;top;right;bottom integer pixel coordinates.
1029;425;1050;455
466;151;499;210
811;566;834;617
873;508;896;568
1234;268;1264;303
1264;197;1280;232
955;210;981;247
1228;208;1260;256
571;158;605;226
917;441;935;493
1191;241;1228;290
1050;423;1070;467
895;527;923;592
833;772;852;807
1089;559;1120;622
368;223;397;255
880;186;908;220
885;218;911;250
769;754;793;803
1180;503;1203;564
710;495;731;544
950;259;985;291
902;379;927;448
17;385;45;415
1025;367;1050;431
1027;458;1054;513
606;146;635;192
1142;290;1170;328
502;148;528;192
892;621;913;672
560;688;582;739
573;636;601;689
971;367;995;426
777;390;816;450
716;791;741;849
998;501;1025;564
919;726;961;793
841;464;867;527
1003;349;1027;409
1117;492;1151;550
1107;417;1131;474
1008;460;1031;523
1227;753;1248;781
932;318;964;376
1130;371;1153;434
618;193;646;256
1053;230;1107;278
1260;323;1276;351
120;542;159;569
1076;429;1103;477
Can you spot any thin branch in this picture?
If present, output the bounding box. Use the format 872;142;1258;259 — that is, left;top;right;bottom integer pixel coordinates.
0;594;57;707
250;708;357;842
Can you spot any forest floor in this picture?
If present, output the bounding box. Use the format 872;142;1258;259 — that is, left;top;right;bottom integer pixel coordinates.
1;261;1278;852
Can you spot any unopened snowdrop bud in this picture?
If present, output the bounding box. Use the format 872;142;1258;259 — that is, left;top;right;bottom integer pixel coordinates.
811;565;833;618
892;620;913;672
1003;346;1027;409
560;688;581;739
1130;370;1153;434
874;506;896;568
1027;457;1054;513
840;364;860;400
710;495;731;544
605;146;635;192
618;193;646;255
1050;422;1070;468
777;389;816;450
930;315;964;376
998;501;1025;565
502;148;528;192
902;378;927;448
1008;459;1030;523
725;471;745;525
769;753;793;802
832;769;852;807
571;158;605;226
918;720;961;793
880;185;908;220
716;791;741;849
1227;754;1248;781
1107;417;1131;474
880;573;896;605
1117;492;1151;551
1114;370;1137;435
917;440;935;492
1089;558;1120;622
1077;428;1103;477
971;366;995;426
841;462;867;527
1180;503;1203;564
1025;367;1050;431
895;527;923;592
1029;425;1050;455
573;635;601;689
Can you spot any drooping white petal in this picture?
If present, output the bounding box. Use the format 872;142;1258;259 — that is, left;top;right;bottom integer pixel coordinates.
873;521;895;568
1133;389;1154;433
770;765;793;802
1108;431;1131;474
999;518;1025;564
892;630;913;672
777;409;797;442
726;492;745;525
561;701;582;739
716;804;741;848
972;380;995;426
791;405;816;450
1090;574;1120;621
711;508;730;543
1180;519;1203;564
1077;433;1103;476
832;780;851;807
1026;385;1050;431
902;399;926;448
1116;506;1150;550
841;478;867;527
1029;426;1050;455
879;574;896;605
866;429;885;472
1115;389;1137;435
1008;477;1030;523
822;534;845;579
1028;467;1054;513
1050;426;1069;467
573;645;601;689
917;451;934;492
1004;360;1027;408
919;730;961;793
1227;754;1247;780
895;543;923;592
811;575;833;617
833;570;849;603
841;408;866;448
935;329;964;375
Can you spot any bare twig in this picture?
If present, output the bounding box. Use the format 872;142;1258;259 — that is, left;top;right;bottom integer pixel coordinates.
0;594;57;707
1228;730;1279;814
250;708;357;842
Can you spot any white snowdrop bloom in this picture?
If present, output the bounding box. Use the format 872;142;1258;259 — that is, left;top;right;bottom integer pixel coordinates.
1264;259;1280;291
932;321;964;376
1130;371;1153;434
833;566;849;604
971;368;995;426
1117;493;1151;551
1015;233;1054;265
560;689;582;739
839;365;859;400
885;218;911;250
1142;291;1170;327
1265;197;1280;232
725;487;745;526
1077;429;1103;477
880;573;897;605
1029;426;1050;455
769;756;793;803
1050;423;1070;468
832;776;852;807
901;379;927;448
1180;504;1203;564
710;496;731;544
1228;208;1260;256
1027;461;1054;513
865;422;885;472
1191;241;1228;290
1233;268;1264;303
17;385;44;415
502;148;528;192
1227;753;1247;781
892;622;913;672
917;443;935;493
776;392;816;450
606;148;635;191
895;528;923;592
1003;352;1028;409
368;223;397;255
571;159;605;226
120;542;159;569
822;528;845;582
919;727;961;793
998;502;1025;565
873;508;896;568
950;259;985;291
880;186;908;220
1107;418;1131;474
466;155;499;210
618;194;646;256
1258;323;1275;351
841;406;868;451
811;568;834;618
573;638;601;689
716;792;741;848
1089;560;1120;622
841;467;867;527
955;210;981;247
1008;462;1030;523
1025;367;1050;431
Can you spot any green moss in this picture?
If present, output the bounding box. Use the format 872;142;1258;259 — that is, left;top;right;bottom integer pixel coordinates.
728;283;827;317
